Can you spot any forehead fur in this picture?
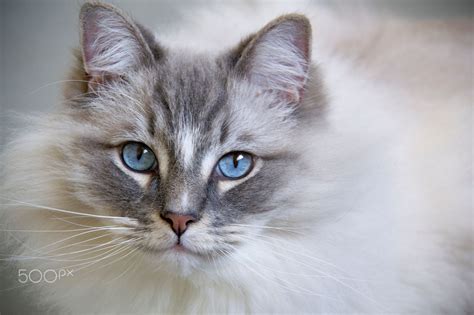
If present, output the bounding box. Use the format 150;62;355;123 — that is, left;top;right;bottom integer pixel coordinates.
67;50;302;162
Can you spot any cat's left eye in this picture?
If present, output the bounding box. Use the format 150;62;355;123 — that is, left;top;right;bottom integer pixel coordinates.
121;142;157;172
217;152;254;180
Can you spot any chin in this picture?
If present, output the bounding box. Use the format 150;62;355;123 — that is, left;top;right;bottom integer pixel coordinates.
141;243;211;277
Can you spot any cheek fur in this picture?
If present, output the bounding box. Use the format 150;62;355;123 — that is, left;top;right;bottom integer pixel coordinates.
68;146;147;215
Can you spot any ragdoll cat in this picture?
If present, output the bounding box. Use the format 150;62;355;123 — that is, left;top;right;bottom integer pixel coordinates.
1;1;472;313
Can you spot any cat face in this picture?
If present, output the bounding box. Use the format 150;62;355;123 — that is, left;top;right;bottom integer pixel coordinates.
61;3;319;273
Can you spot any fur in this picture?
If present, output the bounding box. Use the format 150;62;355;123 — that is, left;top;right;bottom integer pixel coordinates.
1;1;472;313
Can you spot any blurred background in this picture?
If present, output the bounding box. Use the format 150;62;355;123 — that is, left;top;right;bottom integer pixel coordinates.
0;0;472;313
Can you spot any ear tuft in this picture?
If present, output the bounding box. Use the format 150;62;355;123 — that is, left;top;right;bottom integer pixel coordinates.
80;3;153;83
235;14;312;104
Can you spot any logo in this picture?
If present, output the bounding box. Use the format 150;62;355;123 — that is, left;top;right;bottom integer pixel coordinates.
18;268;74;284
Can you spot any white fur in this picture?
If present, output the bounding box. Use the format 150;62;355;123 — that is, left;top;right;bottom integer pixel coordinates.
178;128;197;169
1;2;472;314
200;149;219;180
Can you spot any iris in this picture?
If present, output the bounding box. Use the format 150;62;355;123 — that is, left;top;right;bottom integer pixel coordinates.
121;142;156;172
218;152;253;179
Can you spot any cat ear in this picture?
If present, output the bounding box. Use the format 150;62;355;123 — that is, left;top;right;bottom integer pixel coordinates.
232;14;312;104
80;3;154;87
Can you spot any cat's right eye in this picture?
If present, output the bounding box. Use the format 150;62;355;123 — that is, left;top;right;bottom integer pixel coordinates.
121;142;157;172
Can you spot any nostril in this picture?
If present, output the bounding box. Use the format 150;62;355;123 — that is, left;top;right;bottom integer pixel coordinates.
160;214;174;227
160;212;198;237
183;216;196;226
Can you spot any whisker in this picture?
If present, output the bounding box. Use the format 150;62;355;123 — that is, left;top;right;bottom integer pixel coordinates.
0;241;127;263
236;233;385;310
41;230;118;254
50;216;109;229
68;239;141;273
51;214;139;228
34;228;119;250
220;246;334;299
105;248;143;283
0;226;128;233
81;245;140;276
0;197;136;224
241;230;351;275
56;238;140;268
227;223;305;235
28;79;100;95
43;236;130;258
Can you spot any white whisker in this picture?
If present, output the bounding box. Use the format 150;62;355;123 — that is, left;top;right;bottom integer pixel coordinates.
0;226;128;233
58;238;141;269
82;245;140;276
227;223;305;235
0;197;136;223
105;248;143;283
28;79;99;95
38;228;121;250
236;233;386;310
69;239;141;273
0;240;127;263
41;230;117;254
44;236;130;258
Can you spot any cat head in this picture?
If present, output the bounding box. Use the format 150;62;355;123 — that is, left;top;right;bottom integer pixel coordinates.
60;2;324;274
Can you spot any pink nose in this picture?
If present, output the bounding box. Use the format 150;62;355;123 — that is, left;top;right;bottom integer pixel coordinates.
161;213;197;236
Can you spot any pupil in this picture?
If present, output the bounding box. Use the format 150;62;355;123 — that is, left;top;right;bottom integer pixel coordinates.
233;154;238;168
136;146;144;161
233;154;243;168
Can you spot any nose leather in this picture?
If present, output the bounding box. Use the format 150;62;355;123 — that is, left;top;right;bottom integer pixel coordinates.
161;212;197;237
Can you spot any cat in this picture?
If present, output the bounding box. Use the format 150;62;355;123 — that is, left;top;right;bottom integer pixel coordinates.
1;1;472;313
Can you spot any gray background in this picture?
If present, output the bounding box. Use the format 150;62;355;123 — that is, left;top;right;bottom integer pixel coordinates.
0;0;472;313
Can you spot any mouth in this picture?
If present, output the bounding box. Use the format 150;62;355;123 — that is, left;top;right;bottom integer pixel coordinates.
164;242;211;259
164;243;193;255
139;240;206;259
171;243;188;252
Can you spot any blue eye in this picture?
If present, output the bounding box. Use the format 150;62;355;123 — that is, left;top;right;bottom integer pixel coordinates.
217;152;254;179
121;142;156;172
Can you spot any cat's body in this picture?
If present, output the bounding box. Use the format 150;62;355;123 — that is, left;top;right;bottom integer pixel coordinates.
1;2;472;313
